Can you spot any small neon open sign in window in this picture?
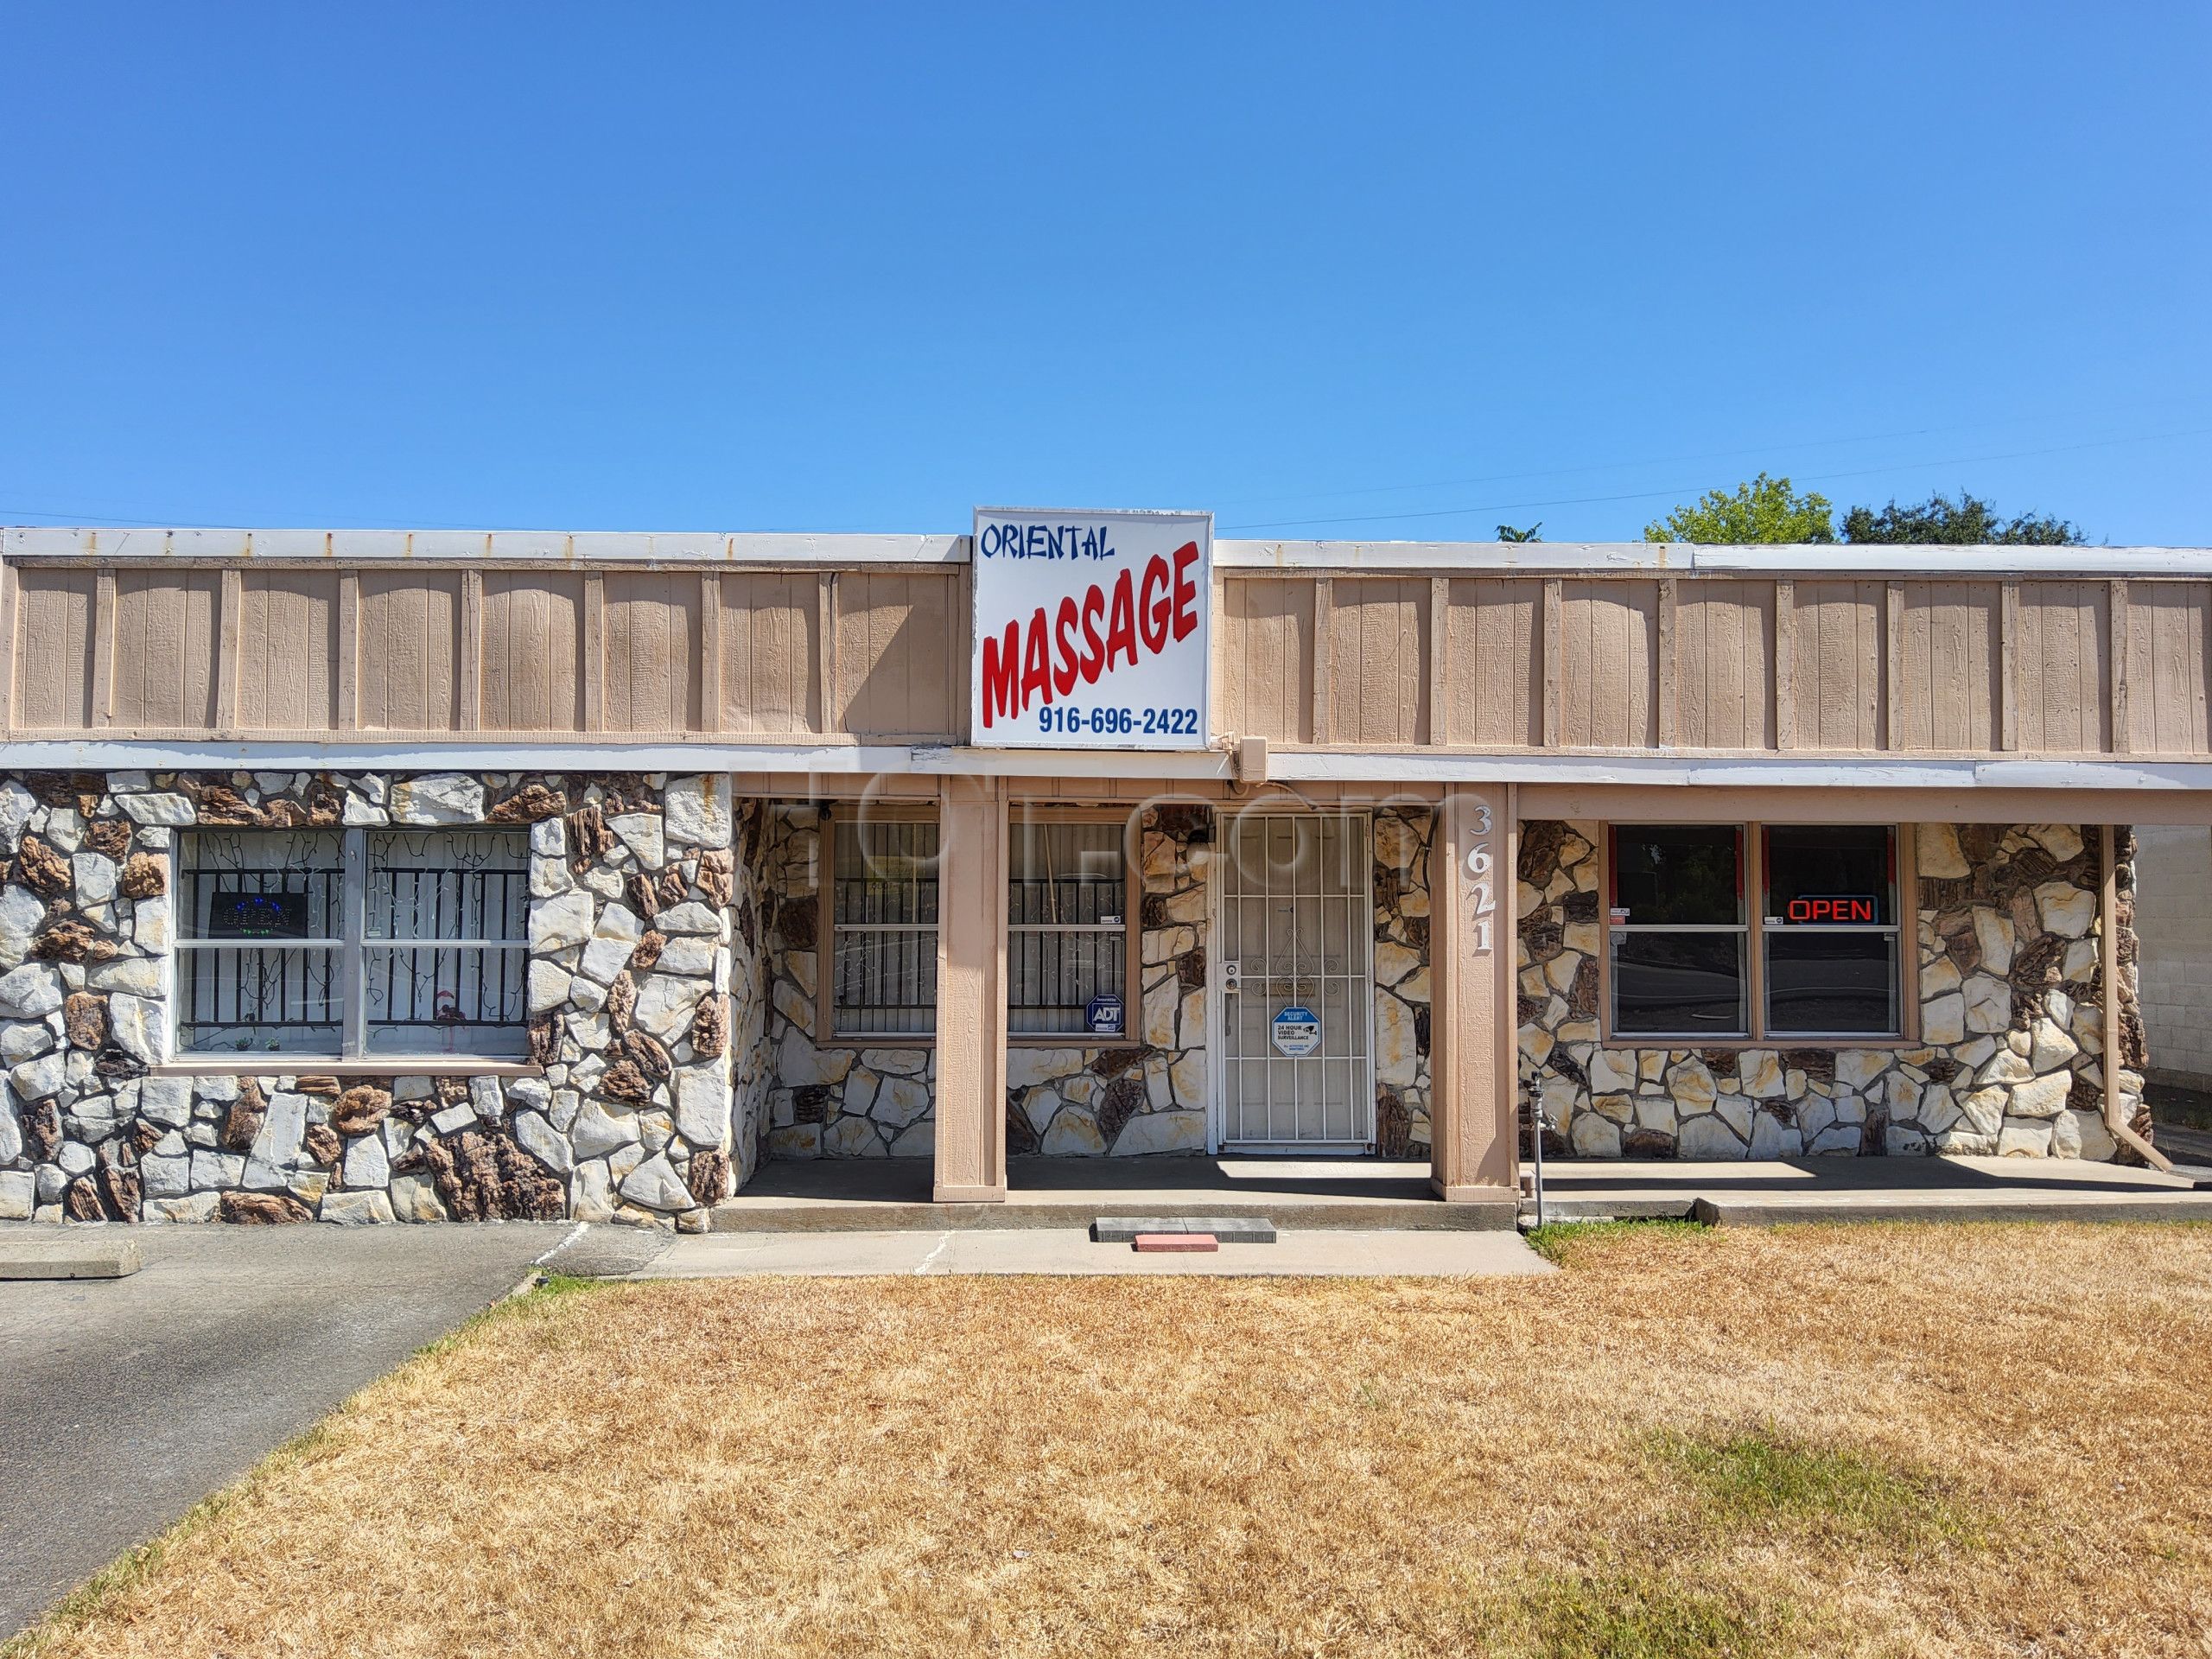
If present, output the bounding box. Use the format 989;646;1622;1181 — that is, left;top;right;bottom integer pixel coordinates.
1784;895;1877;924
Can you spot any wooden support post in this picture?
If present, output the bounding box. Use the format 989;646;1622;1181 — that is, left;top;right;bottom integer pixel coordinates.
1429;784;1518;1200
933;775;1009;1202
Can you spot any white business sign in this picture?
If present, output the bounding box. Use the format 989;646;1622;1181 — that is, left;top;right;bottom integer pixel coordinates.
970;506;1211;749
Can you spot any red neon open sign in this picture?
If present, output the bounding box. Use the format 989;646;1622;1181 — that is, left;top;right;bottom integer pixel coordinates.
1786;896;1877;924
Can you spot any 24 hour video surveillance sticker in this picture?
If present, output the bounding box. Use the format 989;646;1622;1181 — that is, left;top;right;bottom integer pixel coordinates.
970;507;1212;750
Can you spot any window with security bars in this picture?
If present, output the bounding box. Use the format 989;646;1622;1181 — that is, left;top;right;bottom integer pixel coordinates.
1007;821;1128;1037
831;818;938;1037
178;828;529;1058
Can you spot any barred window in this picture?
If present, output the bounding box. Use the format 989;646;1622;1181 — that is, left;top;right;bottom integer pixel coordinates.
1008;821;1128;1037
178;830;346;1054
830;818;938;1037
364;830;531;1056
178;827;529;1058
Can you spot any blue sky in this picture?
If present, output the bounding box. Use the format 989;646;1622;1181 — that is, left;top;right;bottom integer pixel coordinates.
3;3;2208;543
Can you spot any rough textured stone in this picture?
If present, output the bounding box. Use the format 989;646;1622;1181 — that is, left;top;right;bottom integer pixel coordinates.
62;990;106;1051
619;1151;690;1211
219;1190;312;1224
329;1084;391;1138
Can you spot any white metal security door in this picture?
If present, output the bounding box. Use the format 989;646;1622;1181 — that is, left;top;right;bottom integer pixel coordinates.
1217;812;1375;1149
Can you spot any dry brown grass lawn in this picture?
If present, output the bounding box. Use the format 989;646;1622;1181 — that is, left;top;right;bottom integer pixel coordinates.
15;1222;2212;1659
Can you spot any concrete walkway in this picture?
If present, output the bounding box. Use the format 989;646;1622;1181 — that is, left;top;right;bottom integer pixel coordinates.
1530;1154;2212;1224
0;1221;569;1640
631;1227;1555;1279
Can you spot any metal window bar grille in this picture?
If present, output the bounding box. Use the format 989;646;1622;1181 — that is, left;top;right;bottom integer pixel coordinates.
832;820;939;1035
177;832;345;1046
1007;823;1125;1034
1221;813;1373;1146
176;828;529;1054
365;835;529;1032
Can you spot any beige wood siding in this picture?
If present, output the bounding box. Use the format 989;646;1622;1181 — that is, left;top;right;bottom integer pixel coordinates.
13;569;98;730
0;556;2199;766
2016;582;2109;754
1559;580;1656;747
1439;578;1540;747
1325;579;1427;745
719;572;821;734
1217;578;1315;743
481;573;583;731
2124;582;2211;755
238;571;340;731
601;573;702;734
834;572;958;738
1899;581;2000;753
1791;580;1885;750
1673;580;1773;750
358;572;462;732
111;569;219;730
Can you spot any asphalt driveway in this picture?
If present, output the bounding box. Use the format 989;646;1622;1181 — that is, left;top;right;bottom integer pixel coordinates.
0;1220;578;1639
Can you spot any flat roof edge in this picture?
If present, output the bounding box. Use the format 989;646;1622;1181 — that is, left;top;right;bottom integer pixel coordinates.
6;526;2209;578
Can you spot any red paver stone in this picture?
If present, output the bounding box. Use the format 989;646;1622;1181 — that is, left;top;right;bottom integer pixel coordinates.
1133;1233;1219;1253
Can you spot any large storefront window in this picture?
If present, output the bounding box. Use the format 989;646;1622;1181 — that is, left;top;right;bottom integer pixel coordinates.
178;828;528;1058
1608;824;1749;1037
1761;824;1900;1036
1007;820;1129;1038
830;818;939;1037
1607;823;1904;1041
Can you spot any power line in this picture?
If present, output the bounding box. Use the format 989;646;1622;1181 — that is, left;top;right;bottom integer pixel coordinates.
1219;426;2212;533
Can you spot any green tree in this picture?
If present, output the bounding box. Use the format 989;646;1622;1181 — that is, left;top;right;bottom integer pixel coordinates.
1643;474;1834;543
1840;491;2082;545
1496;522;1542;542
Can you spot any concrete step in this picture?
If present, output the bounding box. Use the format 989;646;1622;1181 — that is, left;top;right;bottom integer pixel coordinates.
711;1195;1520;1234
1091;1217;1278;1243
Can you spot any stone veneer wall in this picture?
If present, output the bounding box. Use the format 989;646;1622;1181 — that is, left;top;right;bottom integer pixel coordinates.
1516;820;2145;1162
757;802;1211;1159
0;770;766;1227
1372;807;1433;1156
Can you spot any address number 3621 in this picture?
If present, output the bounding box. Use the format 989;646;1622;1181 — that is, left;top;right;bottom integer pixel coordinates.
1464;802;1496;954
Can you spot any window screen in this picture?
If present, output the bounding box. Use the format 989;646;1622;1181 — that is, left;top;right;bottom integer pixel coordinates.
1762;824;1900;1036
1007;821;1127;1036
1608;824;1747;1037
831;819;938;1036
